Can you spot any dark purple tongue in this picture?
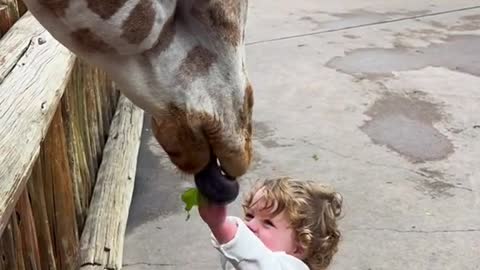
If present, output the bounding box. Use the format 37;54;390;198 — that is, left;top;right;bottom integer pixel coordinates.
194;156;239;205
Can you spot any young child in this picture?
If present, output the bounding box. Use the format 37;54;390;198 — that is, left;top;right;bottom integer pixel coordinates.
198;177;343;270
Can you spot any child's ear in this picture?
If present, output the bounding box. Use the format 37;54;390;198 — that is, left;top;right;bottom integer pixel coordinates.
292;243;306;259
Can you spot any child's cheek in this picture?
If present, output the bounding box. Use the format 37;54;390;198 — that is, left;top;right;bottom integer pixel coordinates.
262;232;276;250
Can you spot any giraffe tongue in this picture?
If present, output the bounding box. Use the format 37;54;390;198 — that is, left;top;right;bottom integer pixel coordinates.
194;156;239;205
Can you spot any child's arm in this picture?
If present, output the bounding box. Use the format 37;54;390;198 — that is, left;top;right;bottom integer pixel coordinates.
198;200;308;270
198;201;237;244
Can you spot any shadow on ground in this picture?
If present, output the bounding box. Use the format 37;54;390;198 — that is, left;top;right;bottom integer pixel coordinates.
126;114;191;234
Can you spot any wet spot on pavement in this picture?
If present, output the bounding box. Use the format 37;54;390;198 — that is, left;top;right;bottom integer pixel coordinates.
429;14;480;31
415;168;455;198
326;35;480;78
344;34;360;39
417;179;455;198
254;121;275;139
418;168;445;179
261;139;288;148
254;121;292;148
360;93;454;163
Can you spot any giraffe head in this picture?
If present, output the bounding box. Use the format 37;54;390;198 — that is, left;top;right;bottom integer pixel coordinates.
150;81;254;178
23;0;253;178
145;1;253;178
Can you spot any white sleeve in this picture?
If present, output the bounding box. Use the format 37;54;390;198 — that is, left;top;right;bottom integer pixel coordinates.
211;216;309;270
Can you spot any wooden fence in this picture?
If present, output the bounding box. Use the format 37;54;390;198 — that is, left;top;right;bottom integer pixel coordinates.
0;2;144;269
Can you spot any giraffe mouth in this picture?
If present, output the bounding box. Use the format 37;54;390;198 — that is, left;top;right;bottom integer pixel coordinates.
150;115;251;178
194;155;239;204
216;158;236;180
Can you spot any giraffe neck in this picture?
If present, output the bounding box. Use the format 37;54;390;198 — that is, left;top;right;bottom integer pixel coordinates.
25;0;247;113
37;0;177;55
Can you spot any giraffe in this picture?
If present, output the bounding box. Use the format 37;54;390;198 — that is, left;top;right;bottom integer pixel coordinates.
21;0;254;180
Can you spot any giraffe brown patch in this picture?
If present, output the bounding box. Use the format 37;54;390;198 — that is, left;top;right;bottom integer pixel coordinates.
243;83;254;135
239;83;254;166
71;29;114;53
192;0;242;46
121;0;155;44
86;0;128;20
245;83;254;110
178;46;217;80
38;0;69;16
143;14;176;56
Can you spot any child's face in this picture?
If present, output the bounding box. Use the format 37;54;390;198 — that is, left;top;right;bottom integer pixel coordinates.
244;190;302;257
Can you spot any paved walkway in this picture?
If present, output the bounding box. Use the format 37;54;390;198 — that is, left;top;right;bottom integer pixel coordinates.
124;1;480;269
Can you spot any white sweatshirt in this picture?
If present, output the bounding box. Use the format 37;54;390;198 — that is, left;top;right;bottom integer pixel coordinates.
211;216;309;270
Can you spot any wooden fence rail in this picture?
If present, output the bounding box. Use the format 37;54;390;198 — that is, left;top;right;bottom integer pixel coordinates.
0;5;139;269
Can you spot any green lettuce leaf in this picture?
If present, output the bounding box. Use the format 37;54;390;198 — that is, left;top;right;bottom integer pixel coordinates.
181;188;199;221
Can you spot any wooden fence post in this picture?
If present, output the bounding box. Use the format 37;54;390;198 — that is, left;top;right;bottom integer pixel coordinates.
41;108;80;270
0;0;20;36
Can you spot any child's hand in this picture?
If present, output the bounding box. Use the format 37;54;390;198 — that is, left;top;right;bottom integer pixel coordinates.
198;197;237;244
198;196;227;229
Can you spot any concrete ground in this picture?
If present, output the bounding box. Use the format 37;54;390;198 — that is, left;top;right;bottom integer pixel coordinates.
123;1;480;269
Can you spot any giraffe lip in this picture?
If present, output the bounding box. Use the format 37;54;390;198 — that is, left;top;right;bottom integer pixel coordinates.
216;158;236;180
194;156;239;204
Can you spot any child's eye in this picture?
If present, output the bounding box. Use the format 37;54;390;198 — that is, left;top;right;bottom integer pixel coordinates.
264;219;276;228
245;213;254;220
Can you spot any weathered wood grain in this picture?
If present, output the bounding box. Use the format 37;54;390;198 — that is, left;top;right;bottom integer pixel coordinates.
61;71;93;229
12;213;26;270
0;0;20;36
15;191;41;270
15;0;27;16
0;222;18;269
27;159;57;270
41;108;79;270
80;95;144;270
61;60;118;231
0;14;75;236
0;13;44;83
0;9;122;270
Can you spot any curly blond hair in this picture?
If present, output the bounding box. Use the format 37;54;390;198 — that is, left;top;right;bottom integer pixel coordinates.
242;177;343;270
